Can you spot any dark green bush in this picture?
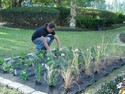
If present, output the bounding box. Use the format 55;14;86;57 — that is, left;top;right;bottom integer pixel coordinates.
0;7;125;29
75;16;99;29
55;7;70;26
76;8;125;28
0;7;60;26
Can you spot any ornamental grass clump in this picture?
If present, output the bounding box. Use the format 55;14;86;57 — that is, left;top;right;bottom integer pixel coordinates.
61;66;74;90
91;41;109;72
107;44;123;65
72;49;82;84
94;46;102;73
83;49;92;76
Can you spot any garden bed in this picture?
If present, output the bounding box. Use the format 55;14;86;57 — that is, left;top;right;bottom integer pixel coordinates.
0;46;125;94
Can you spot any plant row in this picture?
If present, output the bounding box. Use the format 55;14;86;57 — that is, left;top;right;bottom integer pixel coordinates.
0;44;125;92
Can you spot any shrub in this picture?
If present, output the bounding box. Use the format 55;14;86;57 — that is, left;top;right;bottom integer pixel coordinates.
0;7;60;26
76;8;125;28
75;16;97;29
55;7;70;26
0;7;125;29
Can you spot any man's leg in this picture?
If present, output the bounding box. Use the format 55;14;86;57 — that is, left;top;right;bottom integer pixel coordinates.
33;37;46;50
33;35;54;50
46;34;54;46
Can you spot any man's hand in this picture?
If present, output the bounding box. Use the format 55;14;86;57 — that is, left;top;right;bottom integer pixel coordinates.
59;47;63;51
53;53;57;58
41;36;51;50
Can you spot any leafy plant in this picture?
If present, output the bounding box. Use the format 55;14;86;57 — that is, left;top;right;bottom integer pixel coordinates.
15;59;23;67
32;50;44;84
35;65;42;84
2;61;12;72
55;47;73;62
44;65;58;87
19;60;29;80
10;68;14;75
44;51;58;87
0;57;4;65
20;69;28;80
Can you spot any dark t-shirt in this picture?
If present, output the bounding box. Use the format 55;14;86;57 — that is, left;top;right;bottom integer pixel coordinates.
32;26;55;41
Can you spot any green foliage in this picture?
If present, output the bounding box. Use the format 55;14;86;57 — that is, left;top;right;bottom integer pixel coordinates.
35;65;42;82
0;6;60;27
76;8;125;29
96;77;122;94
15;59;23;67
33;50;44;83
9;68;14;76
76;16;97;29
20;69;28;80
2;61;12;72
56;7;70;26
44;51;58;87
0;6;124;28
96;76;124;94
115;76;124;84
0;57;4;65
44;68;58;87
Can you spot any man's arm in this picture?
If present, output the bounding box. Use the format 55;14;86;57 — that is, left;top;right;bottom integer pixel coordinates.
53;34;61;50
41;36;51;50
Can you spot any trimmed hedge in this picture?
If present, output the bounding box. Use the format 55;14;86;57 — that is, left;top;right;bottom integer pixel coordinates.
0;7;60;26
76;8;125;29
75;16;98;29
0;7;125;29
55;7;70;26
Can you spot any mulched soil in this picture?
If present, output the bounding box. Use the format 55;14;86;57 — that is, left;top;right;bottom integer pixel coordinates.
0;58;125;94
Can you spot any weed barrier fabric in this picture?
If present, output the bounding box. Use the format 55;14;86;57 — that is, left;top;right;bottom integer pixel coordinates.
0;59;125;94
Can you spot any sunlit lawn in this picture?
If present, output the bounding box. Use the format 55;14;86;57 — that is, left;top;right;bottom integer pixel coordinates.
0;26;125;58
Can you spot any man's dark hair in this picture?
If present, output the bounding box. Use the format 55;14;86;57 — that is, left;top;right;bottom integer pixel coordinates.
47;22;55;29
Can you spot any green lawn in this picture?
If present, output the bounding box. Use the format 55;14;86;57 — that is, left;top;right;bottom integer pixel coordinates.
0;85;20;94
0;26;125;58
